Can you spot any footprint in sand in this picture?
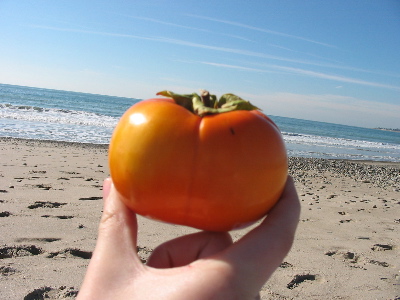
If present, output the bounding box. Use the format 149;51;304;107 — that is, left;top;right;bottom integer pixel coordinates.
325;250;360;262
47;248;92;259
78;196;102;201
369;260;389;267
0;245;44;259
0;266;17;276
287;274;318;289
15;238;61;243
325;249;390;268
339;219;353;223
371;244;393;251
33;184;52;190
41;215;74;219
29;170;46;174
63;171;81;175
24;286;78;300
279;261;294;268
28;201;67;209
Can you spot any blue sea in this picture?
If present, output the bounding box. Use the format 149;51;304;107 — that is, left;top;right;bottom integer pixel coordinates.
1;83;399;162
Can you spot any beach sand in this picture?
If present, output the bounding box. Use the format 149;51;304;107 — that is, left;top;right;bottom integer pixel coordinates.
0;137;399;299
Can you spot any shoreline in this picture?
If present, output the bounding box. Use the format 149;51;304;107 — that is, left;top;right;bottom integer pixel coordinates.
0;136;399;299
2;136;399;191
2;136;400;165
0;136;109;150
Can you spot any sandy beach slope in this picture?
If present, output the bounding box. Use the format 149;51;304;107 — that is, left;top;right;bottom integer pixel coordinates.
0;137;399;299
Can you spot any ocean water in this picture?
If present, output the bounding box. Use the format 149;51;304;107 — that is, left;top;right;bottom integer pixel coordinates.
1;83;399;162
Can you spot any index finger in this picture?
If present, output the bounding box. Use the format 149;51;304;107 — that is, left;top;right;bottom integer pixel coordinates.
218;176;301;291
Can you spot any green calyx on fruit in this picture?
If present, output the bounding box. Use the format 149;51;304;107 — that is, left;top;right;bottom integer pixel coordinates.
157;90;260;117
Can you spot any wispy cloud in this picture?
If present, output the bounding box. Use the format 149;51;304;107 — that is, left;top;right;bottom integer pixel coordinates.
240;92;400;127
29;24;332;67
121;15;211;33
187;61;271;73
185;14;337;48
189;60;400;91
120;15;255;42
155;36;320;65
29;24;156;40
271;65;400;91
154;37;357;71
127;15;345;61
201;62;265;72
30;24;400;87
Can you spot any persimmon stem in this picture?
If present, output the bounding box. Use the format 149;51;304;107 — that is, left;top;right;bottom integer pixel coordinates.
157;90;261;116
200;89;211;108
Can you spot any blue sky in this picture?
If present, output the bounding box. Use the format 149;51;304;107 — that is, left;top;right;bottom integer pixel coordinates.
1;0;399;128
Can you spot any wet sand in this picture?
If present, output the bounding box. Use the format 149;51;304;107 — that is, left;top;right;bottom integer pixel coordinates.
0;137;399;299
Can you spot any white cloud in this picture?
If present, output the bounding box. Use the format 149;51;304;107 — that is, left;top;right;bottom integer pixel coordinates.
185;14;336;48
30;24;400;83
120;15;255;42
27;25;341;69
270;65;400;91
190;60;400;91
199;62;269;73
241;92;400;128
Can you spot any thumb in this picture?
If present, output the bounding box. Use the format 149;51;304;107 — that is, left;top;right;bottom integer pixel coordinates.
102;177;112;199
78;179;141;299
93;178;141;266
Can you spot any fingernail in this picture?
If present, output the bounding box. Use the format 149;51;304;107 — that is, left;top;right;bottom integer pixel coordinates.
103;178;112;200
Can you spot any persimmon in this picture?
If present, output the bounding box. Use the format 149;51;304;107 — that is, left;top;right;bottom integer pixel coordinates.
109;90;287;231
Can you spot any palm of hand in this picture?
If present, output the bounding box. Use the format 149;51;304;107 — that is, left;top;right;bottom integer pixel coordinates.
77;177;300;300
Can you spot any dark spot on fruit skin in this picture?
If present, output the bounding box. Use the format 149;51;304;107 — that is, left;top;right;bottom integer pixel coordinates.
230;128;235;135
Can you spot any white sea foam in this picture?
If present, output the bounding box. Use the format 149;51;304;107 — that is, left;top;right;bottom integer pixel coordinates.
1;83;399;161
282;131;400;151
0;103;118;128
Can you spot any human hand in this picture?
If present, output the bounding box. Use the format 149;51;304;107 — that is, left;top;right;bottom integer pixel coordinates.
77;176;300;300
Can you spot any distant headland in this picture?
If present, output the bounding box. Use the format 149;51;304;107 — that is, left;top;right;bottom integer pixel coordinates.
374;127;400;132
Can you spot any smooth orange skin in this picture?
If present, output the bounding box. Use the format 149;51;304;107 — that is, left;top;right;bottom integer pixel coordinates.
109;98;288;231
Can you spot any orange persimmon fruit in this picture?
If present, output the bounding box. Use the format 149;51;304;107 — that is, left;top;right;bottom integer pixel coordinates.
109;90;287;231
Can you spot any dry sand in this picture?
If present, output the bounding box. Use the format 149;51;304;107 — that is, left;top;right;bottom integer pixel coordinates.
0;137;399;299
